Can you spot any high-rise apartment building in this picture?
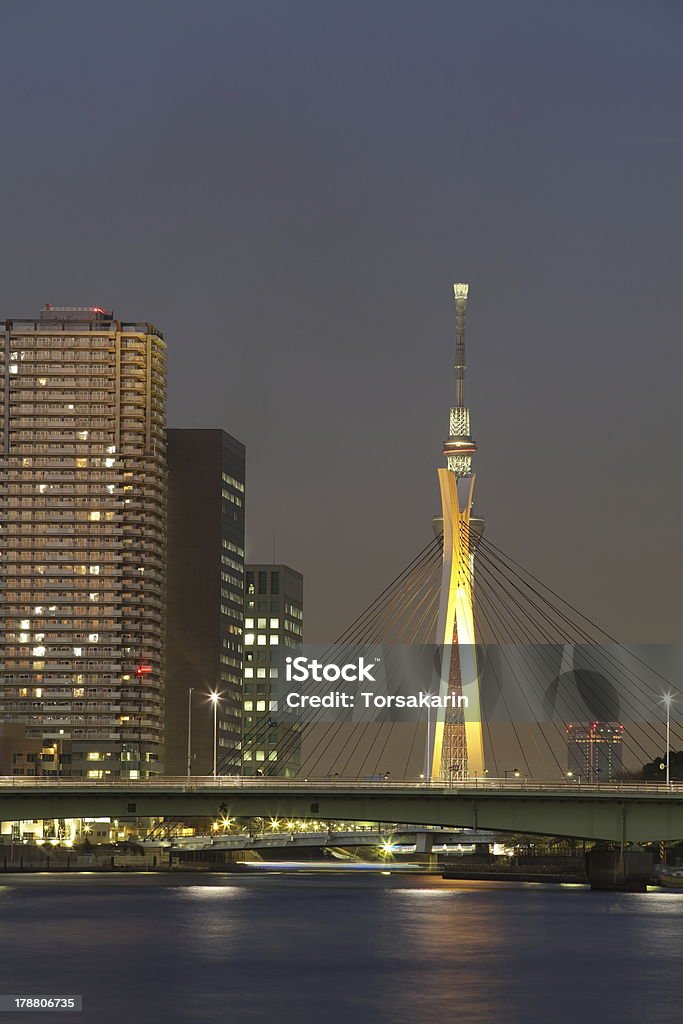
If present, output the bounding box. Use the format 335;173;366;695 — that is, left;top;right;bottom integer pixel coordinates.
0;306;166;778
242;564;303;776
165;429;245;776
567;722;624;782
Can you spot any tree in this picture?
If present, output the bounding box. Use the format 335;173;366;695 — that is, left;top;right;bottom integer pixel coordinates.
639;750;683;781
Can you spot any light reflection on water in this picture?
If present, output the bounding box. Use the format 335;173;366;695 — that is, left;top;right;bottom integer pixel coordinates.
0;874;681;1024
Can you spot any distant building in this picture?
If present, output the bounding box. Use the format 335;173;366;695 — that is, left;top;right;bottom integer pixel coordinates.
0;306;167;778
165;429;245;776
567;722;624;782
242;565;303;776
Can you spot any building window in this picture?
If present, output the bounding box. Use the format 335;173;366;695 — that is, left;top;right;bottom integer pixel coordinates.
270;572;279;594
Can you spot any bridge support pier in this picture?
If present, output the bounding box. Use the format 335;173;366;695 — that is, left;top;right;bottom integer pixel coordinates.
414;833;434;854
585;847;653;892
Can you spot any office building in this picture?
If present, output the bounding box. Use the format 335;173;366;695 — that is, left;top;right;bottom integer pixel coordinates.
242;564;303;776
0;306;166;778
567;722;624;782
165;429;245;775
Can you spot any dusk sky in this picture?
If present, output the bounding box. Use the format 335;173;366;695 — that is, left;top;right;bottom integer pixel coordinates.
2;0;681;642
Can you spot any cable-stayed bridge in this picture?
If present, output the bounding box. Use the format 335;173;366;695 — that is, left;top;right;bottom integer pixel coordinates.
232;283;680;789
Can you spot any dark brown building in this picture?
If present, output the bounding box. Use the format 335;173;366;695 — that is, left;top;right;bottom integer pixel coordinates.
165;429;245;776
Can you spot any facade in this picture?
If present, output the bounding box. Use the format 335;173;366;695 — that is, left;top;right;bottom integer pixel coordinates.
0;306;167;779
242;564;303;776
165;429;245;776
567;722;624;782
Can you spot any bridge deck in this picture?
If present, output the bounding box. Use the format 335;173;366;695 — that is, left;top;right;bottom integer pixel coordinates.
1;778;683;842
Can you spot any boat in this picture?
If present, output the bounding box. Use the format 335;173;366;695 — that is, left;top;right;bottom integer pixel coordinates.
654;867;683;889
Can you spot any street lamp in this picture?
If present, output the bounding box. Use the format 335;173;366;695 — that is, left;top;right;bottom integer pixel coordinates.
208;690;222;778
421;692;433;781
660;692;676;786
504;769;521;779
186;687;194;784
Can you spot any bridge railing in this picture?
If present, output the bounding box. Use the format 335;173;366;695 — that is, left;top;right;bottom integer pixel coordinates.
0;776;681;794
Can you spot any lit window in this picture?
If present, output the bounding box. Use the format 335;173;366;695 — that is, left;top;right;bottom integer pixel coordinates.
88;633;99;643
269;618;279;629
89;511;101;522
256;668;266;678
257;618;267;629
87;752;100;761
256;634;266;646
73;647;82;657
20;619;30;630
87;770;103;779
269;636;278;646
256;701;266;712
244;618;254;629
76;430;88;440
89;565;100;575
104;458;115;468
34;688;42;698
19;633;29;644
255;751;265;762
269;668;278;678
269;700;278;712
244;633;255;646
244;668;254;678
32;645;46;657
244;701;253;711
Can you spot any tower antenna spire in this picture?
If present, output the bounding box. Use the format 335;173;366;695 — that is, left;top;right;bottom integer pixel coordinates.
454;282;468;407
442;282;477;477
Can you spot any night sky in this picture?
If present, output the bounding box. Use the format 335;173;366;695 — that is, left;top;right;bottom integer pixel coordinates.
2;0;681;642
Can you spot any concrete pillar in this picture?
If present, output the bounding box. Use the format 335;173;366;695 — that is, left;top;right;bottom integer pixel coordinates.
586;847;653;891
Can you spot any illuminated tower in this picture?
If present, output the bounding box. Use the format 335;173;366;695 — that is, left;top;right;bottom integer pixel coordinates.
431;284;485;780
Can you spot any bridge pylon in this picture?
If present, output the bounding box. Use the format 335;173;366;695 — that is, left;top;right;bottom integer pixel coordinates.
431;284;485;780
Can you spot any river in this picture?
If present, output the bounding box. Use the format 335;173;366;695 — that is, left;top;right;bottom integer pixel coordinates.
0;873;680;1023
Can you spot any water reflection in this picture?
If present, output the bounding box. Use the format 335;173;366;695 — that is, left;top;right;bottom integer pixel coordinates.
0;876;680;1024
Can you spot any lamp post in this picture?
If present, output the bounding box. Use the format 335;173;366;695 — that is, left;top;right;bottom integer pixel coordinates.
421;693;432;782
186;687;194;784
660;692;675;786
504;769;521;780
208;691;222;778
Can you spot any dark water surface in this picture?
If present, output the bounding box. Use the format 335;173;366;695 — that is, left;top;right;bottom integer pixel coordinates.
0;873;681;1024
